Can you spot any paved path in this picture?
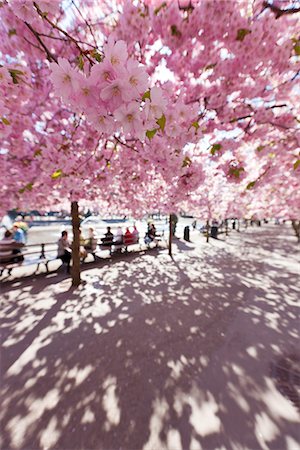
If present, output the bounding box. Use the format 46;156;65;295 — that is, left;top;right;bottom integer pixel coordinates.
1;224;299;450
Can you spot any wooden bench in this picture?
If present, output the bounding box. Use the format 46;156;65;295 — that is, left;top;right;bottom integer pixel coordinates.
0;242;60;277
99;235;140;254
0;229;166;279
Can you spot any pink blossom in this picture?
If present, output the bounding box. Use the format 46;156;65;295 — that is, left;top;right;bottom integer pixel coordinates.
100;78;132;110
9;0;36;23
126;58;149;96
89;60;117;87
86;108;115;134
36;0;60;15
144;86;167;122
0;67;12;87
103;37;128;68
114;102;145;140
0;99;9;117
72;73;95;110
49;58;79;100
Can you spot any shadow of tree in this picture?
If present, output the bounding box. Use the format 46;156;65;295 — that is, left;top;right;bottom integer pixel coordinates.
1;226;299;450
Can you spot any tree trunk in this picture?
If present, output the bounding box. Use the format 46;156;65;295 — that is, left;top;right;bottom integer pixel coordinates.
237;219;240;232
206;219;209;243
225;219;229;236
71;201;81;287
291;220;300;243
168;214;172;256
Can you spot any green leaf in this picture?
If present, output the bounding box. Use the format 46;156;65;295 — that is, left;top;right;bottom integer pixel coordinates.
146;129;158;140
229;167;244;178
236;28;251;41
210;143;222;155
191;121;199;130
246;181;256;190
77;54;84;71
182;156;192;168
170;25;182;38
294;42;300;56
1;117;10;125
154;2;167;15
9;68;24;84
91;50;103;62
156;114;166;132
142;90;151;101
19;182;33;194
106;160;111;168
8;28;16;37
51;169;63;179
293;159;300;170
256;145;265;152
34;149;42;157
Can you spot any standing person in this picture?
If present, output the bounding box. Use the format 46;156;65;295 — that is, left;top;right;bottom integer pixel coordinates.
12;224;26;244
57;230;72;273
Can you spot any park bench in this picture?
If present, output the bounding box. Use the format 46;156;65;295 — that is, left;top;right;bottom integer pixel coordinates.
99;234;141;254
0;242;59;277
0;228;166;279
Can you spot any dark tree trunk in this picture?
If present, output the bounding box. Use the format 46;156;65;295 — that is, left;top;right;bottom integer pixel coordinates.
206;219;209;243
291;220;300;243
169;214;172;256
225;219;229;236
71;201;81;286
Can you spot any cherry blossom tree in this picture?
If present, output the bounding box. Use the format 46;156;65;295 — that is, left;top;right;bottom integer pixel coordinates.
1;0;299;285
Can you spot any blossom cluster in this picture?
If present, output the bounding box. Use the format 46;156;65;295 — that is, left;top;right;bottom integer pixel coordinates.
50;37;198;145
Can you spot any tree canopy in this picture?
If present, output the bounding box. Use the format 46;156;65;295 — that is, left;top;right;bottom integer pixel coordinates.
1;0;299;219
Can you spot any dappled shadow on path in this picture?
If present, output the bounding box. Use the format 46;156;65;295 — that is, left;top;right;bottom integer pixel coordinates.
1;227;299;450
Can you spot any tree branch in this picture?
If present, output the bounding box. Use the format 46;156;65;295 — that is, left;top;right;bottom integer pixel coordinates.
33;2;94;65
25;22;58;63
263;1;300;18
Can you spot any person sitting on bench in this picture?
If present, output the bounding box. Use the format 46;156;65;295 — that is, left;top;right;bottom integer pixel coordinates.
132;225;139;243
84;227;97;252
101;227;114;246
114;226;123;252
144;223;156;244
57;230;72;273
0;230;24;263
124;227;133;245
